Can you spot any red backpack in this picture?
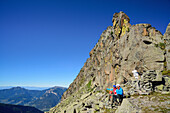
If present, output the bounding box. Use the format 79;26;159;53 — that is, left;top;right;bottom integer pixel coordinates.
109;91;113;98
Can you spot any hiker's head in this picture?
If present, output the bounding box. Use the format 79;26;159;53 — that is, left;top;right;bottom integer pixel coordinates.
113;85;116;88
116;84;120;88
135;66;139;70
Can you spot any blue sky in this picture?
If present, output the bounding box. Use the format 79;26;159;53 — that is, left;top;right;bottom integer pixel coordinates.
0;0;170;87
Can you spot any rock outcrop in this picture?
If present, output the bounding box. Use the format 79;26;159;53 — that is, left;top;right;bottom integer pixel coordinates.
47;11;170;113
116;92;170;113
164;23;170;70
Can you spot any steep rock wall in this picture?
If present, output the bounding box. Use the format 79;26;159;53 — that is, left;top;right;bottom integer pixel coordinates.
47;11;169;113
62;11;165;100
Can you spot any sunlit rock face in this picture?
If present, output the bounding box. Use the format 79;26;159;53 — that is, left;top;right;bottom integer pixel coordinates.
47;11;169;113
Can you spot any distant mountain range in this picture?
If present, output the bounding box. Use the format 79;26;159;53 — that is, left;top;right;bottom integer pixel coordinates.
0;86;67;111
0;86;51;90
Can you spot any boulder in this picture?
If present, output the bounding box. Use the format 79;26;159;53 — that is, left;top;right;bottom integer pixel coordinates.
156;84;164;91
80;92;92;100
115;99;140;113
153;70;162;81
164;77;170;88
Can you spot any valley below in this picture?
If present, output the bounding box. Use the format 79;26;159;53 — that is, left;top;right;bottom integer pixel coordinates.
0;86;67;112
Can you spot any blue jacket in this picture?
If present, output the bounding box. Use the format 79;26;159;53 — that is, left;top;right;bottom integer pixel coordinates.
116;87;123;95
106;88;113;91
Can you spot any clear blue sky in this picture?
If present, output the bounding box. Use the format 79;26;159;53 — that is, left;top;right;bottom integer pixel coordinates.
0;0;170;87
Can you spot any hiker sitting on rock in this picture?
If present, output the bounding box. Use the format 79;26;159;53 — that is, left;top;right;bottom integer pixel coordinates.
106;85;118;105
132;68;139;80
115;84;124;105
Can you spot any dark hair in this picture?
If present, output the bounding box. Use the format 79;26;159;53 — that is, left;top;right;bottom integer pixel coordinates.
135;66;139;70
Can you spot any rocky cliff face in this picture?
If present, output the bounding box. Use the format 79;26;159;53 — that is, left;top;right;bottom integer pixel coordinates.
47;11;170;113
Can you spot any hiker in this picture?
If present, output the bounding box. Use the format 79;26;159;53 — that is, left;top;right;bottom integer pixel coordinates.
132;69;139;80
106;85;118;105
115;84;123;105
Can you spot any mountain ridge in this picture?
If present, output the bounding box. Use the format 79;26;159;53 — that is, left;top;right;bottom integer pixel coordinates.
0;86;67;111
47;11;170;113
0;86;67;90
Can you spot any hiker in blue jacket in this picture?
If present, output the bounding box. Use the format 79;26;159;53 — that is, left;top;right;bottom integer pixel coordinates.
115;84;123;105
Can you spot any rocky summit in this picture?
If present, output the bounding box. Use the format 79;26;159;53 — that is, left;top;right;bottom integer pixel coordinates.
47;11;170;113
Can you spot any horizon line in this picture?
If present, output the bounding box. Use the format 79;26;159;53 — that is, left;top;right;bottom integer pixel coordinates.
0;85;68;88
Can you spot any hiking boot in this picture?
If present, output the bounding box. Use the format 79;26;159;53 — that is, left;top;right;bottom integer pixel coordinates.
118;102;121;106
115;102;119;106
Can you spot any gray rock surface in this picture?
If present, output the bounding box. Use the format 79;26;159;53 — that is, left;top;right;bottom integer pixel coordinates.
164;23;170;70
115;99;141;113
47;11;170;113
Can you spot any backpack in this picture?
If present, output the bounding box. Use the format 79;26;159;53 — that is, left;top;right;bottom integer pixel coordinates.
109;91;113;98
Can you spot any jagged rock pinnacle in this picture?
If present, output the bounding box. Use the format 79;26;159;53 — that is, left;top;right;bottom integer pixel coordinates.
112;11;130;28
112;11;131;38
